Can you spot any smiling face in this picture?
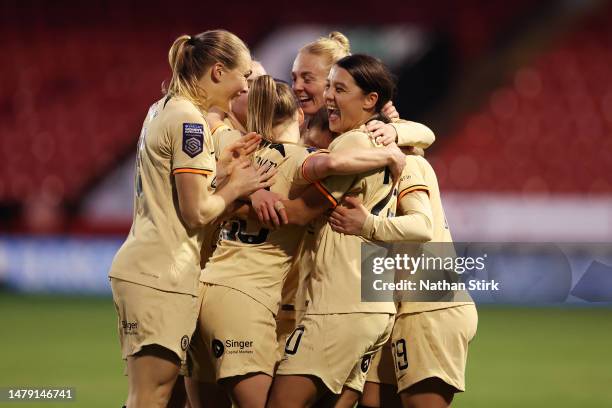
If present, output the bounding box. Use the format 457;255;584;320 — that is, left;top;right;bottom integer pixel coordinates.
210;51;252;111
291;51;329;116
324;66;378;134
231;61;266;127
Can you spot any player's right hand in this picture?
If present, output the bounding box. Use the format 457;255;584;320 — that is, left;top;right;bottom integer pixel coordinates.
230;159;277;198
219;132;262;180
366;120;397;146
382;101;400;120
223;132;261;161
329;196;368;236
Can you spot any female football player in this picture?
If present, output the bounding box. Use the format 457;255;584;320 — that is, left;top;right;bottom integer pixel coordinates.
187;74;408;408
329;150;478;408
277;34;436;372
108;30;275;408
292;32;434;149
268;54;403;407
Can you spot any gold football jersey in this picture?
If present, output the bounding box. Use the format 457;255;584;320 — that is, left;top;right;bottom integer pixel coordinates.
201;141;321;314
109;96;216;296
304;129;397;314
395;155;473;314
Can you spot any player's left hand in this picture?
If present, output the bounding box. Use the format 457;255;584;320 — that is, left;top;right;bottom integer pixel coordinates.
382;101;400;120
366;120;397;146
250;189;288;229
328;196;368;236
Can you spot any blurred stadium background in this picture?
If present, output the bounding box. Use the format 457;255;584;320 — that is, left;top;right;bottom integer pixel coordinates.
1;0;611;406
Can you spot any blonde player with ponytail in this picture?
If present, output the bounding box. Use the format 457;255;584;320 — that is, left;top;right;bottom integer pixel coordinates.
108;30;275;408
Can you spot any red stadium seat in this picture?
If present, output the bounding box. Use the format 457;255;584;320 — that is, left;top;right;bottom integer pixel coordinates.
433;5;612;194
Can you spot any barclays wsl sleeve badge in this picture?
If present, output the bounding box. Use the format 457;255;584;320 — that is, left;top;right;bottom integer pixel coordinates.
182;123;204;158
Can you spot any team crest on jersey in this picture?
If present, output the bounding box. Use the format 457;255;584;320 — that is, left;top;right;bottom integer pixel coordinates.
361;355;373;373
182;123;204;158
212;339;224;358
180;335;190;351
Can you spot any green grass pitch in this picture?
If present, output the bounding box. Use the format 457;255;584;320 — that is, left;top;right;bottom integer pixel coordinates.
0;294;610;407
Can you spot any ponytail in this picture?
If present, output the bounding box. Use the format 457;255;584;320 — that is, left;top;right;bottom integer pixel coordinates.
248;76;299;140
164;30;250;112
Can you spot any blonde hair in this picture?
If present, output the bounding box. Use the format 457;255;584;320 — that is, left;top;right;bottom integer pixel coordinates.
164;29;250;111
247;75;298;140
300;31;351;71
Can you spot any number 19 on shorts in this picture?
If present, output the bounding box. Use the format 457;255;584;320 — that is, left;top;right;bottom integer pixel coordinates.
392;339;409;371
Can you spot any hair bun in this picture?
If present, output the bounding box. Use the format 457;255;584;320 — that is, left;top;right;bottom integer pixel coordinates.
328;31;350;54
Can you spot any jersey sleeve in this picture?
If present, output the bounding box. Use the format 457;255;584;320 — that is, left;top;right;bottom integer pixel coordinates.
315;131;373;207
397;156;429;201
391;119;435;149
361;191;433;242
292;146;330;186
169;110;216;176
313;174;356;208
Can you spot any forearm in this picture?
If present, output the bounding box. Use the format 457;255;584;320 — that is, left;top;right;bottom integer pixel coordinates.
218;200;249;221
280;198;313;226
392;120;435;149
362;190;434;242
326;148;393;176
215;162;231;186
231;202;260;221
305;149;391;181
281;187;331;227
194;183;241;226
361;211;433;243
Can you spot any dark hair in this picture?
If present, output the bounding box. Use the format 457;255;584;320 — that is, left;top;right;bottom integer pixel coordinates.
308;106;329;131
334;54;396;113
